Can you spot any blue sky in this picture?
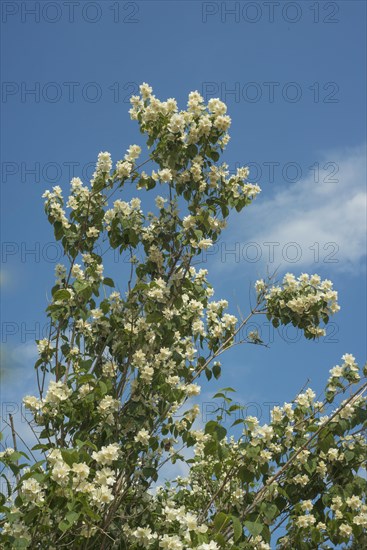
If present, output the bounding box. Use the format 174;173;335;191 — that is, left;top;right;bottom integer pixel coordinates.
1;0;366;453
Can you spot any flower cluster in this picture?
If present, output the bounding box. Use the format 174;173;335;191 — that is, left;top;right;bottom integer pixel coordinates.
257;273;340;339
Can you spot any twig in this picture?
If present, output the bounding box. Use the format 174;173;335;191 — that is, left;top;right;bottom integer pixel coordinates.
8;414;20;485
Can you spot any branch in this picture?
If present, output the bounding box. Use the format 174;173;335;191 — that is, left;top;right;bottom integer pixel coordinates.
242;380;367;518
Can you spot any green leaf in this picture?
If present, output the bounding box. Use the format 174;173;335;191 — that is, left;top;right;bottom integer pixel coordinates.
60;449;79;467
146;178;156;190
0;474;12;497
344;450;355;462
209;150;220;162
100;300;110;314
262;503;278;521
311;527;322;544
244;520;263;537
146;311;162;323
187;144;198;157
143;467;158;481
14;495;23;507
6;451;23;462
238;466;254;483
24;507;40;523
65;511;80;526
213;512;230;533
272;318;280;328
73;280;90;293
221;204;229;217
213;363;221;379
103;277;115;287
228;404;242;412
231;515;243;542
215;534;227;546
205;421;227;441
58;519;71;533
205;367;213;381
318;432;334;453
53;289;71;301
99;381;108;395
54;222;63;240
93;179;105;192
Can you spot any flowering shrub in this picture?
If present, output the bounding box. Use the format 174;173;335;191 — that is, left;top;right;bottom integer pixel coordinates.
0;85;366;549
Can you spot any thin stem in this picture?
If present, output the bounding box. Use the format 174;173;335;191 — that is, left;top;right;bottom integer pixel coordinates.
8;414;20;485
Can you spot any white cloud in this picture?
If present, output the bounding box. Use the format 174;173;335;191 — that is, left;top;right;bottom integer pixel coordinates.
12;340;38;365
221;144;366;274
